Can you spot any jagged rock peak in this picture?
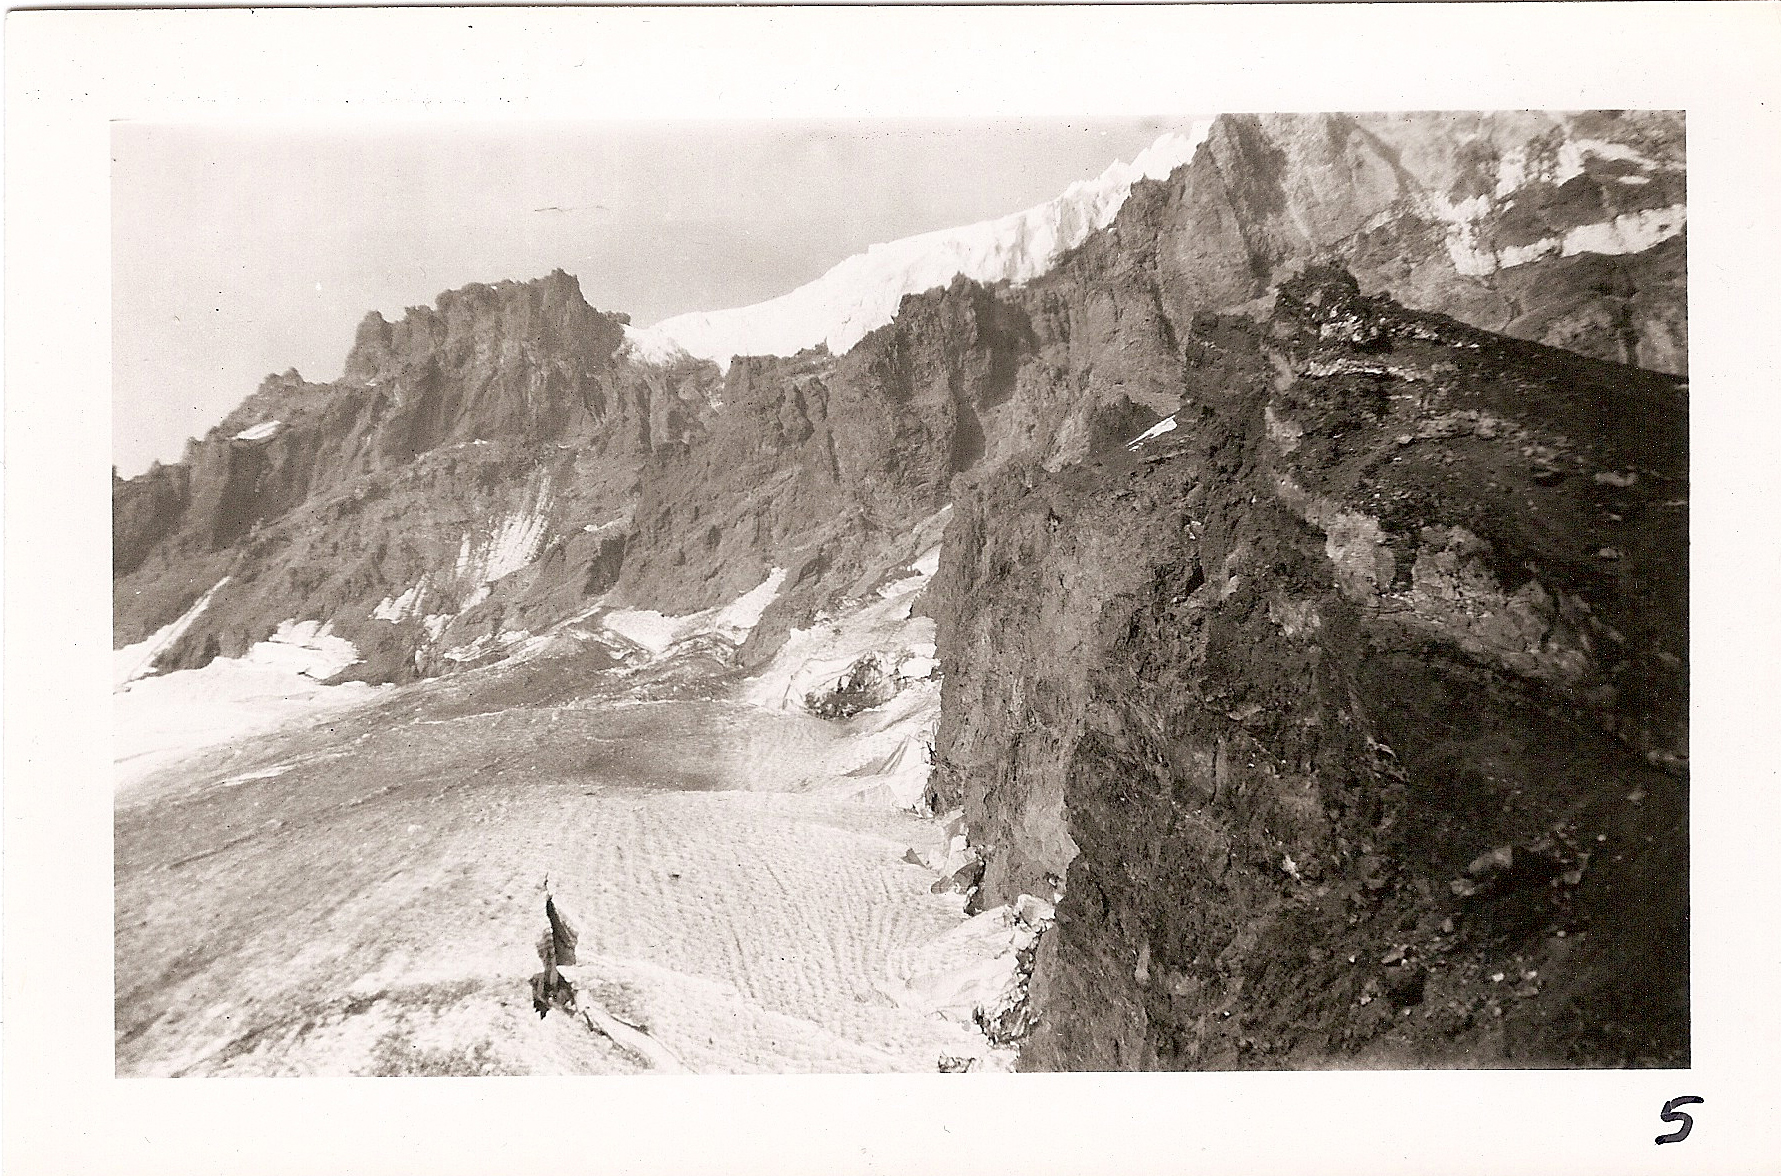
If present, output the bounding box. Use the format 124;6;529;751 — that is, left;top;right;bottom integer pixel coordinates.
255;368;305;393
343;268;628;386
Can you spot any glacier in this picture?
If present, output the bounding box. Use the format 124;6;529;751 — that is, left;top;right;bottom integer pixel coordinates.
623;123;1215;370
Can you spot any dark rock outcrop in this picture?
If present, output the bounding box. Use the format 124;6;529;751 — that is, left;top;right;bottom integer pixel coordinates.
929;269;1687;1069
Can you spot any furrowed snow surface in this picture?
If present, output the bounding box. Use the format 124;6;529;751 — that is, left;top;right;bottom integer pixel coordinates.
116;546;1041;1074
623;125;1214;369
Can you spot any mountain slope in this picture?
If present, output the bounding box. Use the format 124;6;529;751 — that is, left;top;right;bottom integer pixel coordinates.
113;270;721;682
114;112;1685;692
1124;111;1686;373
627;112;1685;375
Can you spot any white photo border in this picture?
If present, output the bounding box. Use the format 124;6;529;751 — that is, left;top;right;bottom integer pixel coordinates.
6;4;1780;1174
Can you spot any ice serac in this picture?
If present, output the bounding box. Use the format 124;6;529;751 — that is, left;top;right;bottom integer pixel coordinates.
929;269;1687;1069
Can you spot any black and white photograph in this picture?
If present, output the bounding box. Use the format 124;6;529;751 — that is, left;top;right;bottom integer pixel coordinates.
109;110;1690;1077
7;4;1780;1174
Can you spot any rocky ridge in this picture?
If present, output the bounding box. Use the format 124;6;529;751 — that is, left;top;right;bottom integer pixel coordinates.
628;112;1686;376
929;268;1686;1068
114;270;721;681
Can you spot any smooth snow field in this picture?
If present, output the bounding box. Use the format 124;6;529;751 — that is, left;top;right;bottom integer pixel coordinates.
115;560;1033;1075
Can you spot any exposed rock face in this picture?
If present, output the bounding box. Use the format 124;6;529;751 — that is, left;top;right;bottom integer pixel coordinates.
612;113;1687;653
338;270;631;458
613;278;1040;641
113;271;720;681
930;269;1687;1068
1134;111;1687;373
113;461;190;577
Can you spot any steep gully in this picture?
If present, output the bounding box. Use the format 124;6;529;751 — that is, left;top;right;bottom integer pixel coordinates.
114;111;1687;1069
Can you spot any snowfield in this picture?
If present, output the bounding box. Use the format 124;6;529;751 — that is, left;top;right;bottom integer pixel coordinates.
115;541;1046;1075
115;617;383;794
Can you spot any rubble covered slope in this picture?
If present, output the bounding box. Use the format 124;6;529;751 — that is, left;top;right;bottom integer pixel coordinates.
931;268;1687;1069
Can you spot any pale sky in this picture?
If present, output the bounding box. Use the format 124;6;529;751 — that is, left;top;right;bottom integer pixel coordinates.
111;118;1184;476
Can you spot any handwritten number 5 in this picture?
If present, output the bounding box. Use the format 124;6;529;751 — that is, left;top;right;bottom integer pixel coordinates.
1655;1095;1703;1145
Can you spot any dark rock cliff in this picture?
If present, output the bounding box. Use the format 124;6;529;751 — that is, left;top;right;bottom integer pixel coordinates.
930;269;1687;1068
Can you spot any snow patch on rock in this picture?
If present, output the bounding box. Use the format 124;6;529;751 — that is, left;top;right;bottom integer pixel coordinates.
232;419;282;442
581;510;632;540
599;609;684;656
113;577;230;686
742;551;939;715
1431;189;1685;277
484;507;552;585
1494;135;1673;200
1561;203;1688;258
251;619;364;679
1127;414;1178;449
1554;137;1663;186
372;582;425;623
712;567;787;636
602;568;788;656
447;483;557;617
1422;125;1685;278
